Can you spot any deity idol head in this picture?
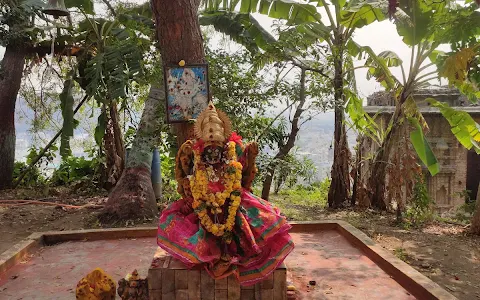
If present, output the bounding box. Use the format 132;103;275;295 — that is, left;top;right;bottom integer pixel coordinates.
194;101;232;164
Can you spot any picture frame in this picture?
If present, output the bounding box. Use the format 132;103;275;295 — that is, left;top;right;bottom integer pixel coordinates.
164;63;210;123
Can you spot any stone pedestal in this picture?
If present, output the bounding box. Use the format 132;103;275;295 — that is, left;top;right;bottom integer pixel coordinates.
148;248;287;300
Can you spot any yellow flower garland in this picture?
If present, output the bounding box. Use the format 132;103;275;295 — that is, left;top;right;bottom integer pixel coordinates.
190;141;243;241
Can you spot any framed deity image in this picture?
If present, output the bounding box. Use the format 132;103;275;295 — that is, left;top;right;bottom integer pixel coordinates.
164;64;210;123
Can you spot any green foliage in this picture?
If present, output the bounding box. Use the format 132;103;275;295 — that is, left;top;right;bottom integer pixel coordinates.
273;151;317;193
408;117;439;176
456;200;477;219
340;1;386;29
269;178;330;220
0;0;94;47
94;110;106;146
277;179;330;207
65;0;94;14
207;47;282;148
355;3;480;180
203;0;321;24
427;98;480;154
78;18;144;102
345;88;385;145
393;247;409;262
50;156;100;186
74;11;151;150
12;146;56;187
403;175;434;228
0;0;44;46
200;12;275;53
13;162;44;186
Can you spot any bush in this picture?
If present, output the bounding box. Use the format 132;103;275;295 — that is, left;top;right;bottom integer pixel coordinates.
50;156;101;186
13;161;45;187
277;177;330;207
404;175;434;228
12;146;54;187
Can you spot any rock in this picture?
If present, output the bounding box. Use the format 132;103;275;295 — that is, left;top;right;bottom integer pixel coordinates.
420;263;431;269
446;285;456;292
309;280;316;286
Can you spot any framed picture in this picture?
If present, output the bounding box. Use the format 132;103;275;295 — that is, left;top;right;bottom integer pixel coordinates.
164;64;210;123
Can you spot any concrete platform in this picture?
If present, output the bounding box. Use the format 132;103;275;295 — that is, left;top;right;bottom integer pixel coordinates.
0;222;456;300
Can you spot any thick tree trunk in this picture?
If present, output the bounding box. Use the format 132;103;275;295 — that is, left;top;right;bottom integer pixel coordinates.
102;88;163;220
262;68;306;200
471;183;480;235
152;0;205;146
366;96;404;210
0;45;26;190
102;0;205;220
328;54;351;208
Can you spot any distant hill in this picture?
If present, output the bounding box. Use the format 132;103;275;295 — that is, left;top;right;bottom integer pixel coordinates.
296;112;357;181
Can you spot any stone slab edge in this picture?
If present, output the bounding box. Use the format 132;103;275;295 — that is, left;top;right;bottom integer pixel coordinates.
0;222;456;299
332;220;457;300
0;232;43;275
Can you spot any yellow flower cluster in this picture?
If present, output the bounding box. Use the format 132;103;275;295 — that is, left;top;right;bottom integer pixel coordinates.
190;141;243;240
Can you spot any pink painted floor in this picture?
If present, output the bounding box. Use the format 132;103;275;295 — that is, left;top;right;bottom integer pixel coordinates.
0;231;416;300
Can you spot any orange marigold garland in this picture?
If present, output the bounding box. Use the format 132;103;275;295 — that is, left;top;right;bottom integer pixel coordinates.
189;137;243;243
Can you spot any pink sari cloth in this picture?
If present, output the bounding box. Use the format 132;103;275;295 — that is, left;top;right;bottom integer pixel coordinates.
157;189;294;286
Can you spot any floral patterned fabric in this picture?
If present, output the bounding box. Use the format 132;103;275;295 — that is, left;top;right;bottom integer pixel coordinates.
157;189;294;286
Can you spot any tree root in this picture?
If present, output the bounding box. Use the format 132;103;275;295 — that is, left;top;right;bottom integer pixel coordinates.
100;167;159;221
0;199;104;209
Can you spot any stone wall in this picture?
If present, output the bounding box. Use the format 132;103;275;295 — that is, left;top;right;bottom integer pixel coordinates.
423;115;466;212
366;86;472;107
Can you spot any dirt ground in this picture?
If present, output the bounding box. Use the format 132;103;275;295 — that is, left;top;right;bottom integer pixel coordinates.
0;192;479;299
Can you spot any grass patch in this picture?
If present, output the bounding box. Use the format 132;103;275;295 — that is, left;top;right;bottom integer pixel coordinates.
266;179;330;221
394;247;409;262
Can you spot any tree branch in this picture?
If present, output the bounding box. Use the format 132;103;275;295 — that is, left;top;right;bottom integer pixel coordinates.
101;0;117;17
291;59;329;78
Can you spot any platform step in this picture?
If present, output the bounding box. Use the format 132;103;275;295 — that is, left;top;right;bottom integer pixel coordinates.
148;248;287;300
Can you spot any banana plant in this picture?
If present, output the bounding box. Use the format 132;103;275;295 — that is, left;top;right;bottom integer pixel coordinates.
70;9;149;187
352;0;480;209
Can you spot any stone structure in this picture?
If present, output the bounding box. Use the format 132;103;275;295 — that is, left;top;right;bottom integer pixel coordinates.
148;248;287;300
363;86;480;212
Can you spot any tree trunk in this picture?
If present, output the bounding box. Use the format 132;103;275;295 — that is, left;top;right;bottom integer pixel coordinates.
152;0;205;147
102;88;163;220
102;101;125;190
471;183;480;235
328;53;351;208
351;135;363;207
0;45;26;190
102;0;205;220
262;68;306;200
366;95;404;210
